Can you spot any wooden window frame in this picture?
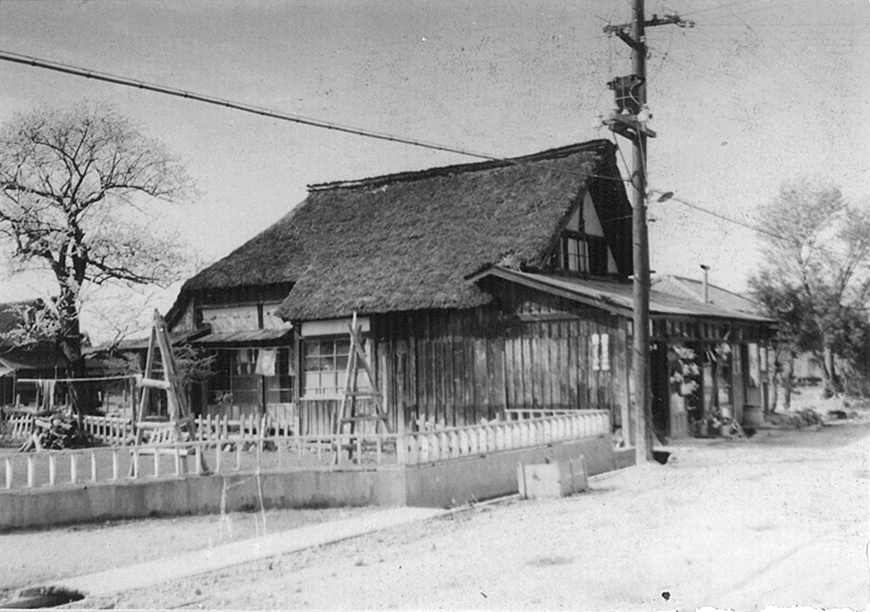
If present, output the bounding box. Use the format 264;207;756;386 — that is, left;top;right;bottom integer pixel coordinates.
301;335;371;400
553;224;609;276
264;348;296;405
210;347;296;408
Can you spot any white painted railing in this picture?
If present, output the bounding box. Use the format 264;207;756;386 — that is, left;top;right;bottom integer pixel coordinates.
2;410;35;439
1;410;610;490
195;413;297;441
77;413;297;446
82;415;134;445
1;432;401;490
399;410;610;466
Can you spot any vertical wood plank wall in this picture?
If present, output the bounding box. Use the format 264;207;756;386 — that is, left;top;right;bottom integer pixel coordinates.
376;280;628;432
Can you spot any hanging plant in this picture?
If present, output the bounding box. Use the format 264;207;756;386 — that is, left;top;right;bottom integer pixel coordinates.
669;345;700;397
714;342;732;363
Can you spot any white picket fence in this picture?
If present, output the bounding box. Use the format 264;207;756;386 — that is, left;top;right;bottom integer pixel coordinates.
1;409;610;491
1;432;404;490
3;410;35;439
400;410;610;465
82;415;135;445
78;413;295;444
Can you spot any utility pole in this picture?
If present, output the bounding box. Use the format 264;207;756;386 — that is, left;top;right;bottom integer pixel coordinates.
604;3;692;463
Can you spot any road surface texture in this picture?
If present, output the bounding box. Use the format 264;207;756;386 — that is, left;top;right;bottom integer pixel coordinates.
2;403;868;610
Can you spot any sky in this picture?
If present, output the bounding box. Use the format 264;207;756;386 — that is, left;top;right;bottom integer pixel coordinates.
0;0;868;341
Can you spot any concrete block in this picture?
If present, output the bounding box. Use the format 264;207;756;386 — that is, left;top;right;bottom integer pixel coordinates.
517;457;587;500
743;404;764;427
613;447;636;470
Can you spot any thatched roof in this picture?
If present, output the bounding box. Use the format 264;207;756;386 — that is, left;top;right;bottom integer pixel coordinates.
181;139;632;321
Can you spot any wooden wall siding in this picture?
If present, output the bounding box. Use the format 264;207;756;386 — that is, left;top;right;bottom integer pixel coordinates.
201;305;259;332
297;399;337;436
295;399;390;437
374;281;629;433
172;300;197;333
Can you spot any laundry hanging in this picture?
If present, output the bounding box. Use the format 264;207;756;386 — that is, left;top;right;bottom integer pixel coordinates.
255;348;277;376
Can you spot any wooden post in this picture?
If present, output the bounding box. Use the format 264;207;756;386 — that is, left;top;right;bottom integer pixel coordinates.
70;453;78;484
112;449;119;480
27;455;35;488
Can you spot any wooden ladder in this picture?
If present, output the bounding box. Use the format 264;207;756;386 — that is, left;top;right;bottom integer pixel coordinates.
333;312;392;463
131;310;208;475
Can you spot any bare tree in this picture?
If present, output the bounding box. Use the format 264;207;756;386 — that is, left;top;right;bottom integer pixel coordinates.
749;178;870;397
0;101;194;413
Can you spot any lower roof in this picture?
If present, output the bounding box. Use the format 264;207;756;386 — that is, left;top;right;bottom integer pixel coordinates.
193;329;293;347
0;349;66;374
474;267;773;323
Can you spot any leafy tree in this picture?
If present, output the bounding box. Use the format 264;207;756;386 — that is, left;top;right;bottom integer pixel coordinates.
749;178;870;400
0;101;194;413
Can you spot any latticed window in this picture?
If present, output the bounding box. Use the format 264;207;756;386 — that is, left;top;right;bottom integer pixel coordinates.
264;348;295;404
302;337;371;398
554;229;609;276
558;230;588;272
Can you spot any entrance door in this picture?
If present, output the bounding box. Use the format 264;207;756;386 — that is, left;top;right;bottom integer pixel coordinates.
650;342;670;437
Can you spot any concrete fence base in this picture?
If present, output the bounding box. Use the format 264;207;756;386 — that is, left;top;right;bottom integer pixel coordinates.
0;435;619;531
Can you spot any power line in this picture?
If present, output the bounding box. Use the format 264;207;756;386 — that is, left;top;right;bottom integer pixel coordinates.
655;192;790;243
658;192;870;279
712;0;754;31
0;50;504;162
0;49;632;186
680;0;817;19
608;139;795;243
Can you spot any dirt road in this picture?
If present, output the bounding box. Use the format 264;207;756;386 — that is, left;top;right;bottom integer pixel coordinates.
4;413;869;610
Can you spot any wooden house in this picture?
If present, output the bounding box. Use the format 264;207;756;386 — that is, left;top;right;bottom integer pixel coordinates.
167;139;773;442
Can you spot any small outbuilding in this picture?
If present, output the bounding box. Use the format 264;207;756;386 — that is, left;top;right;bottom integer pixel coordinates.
0;300;66;408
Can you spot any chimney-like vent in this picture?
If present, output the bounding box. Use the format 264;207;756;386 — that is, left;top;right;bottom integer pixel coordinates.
700;264;710;303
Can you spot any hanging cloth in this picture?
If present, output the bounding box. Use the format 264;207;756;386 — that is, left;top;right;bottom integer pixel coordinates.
38;379;56;411
255;348;277;377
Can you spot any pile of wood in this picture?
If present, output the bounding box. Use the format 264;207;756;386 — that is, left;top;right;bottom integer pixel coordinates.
791;408;824;428
766;408;825;429
18;412;98;452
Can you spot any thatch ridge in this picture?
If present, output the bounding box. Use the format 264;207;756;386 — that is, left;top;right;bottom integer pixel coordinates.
308;140;612;192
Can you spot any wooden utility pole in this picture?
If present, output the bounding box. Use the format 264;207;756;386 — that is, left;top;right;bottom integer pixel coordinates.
604;2;692;463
